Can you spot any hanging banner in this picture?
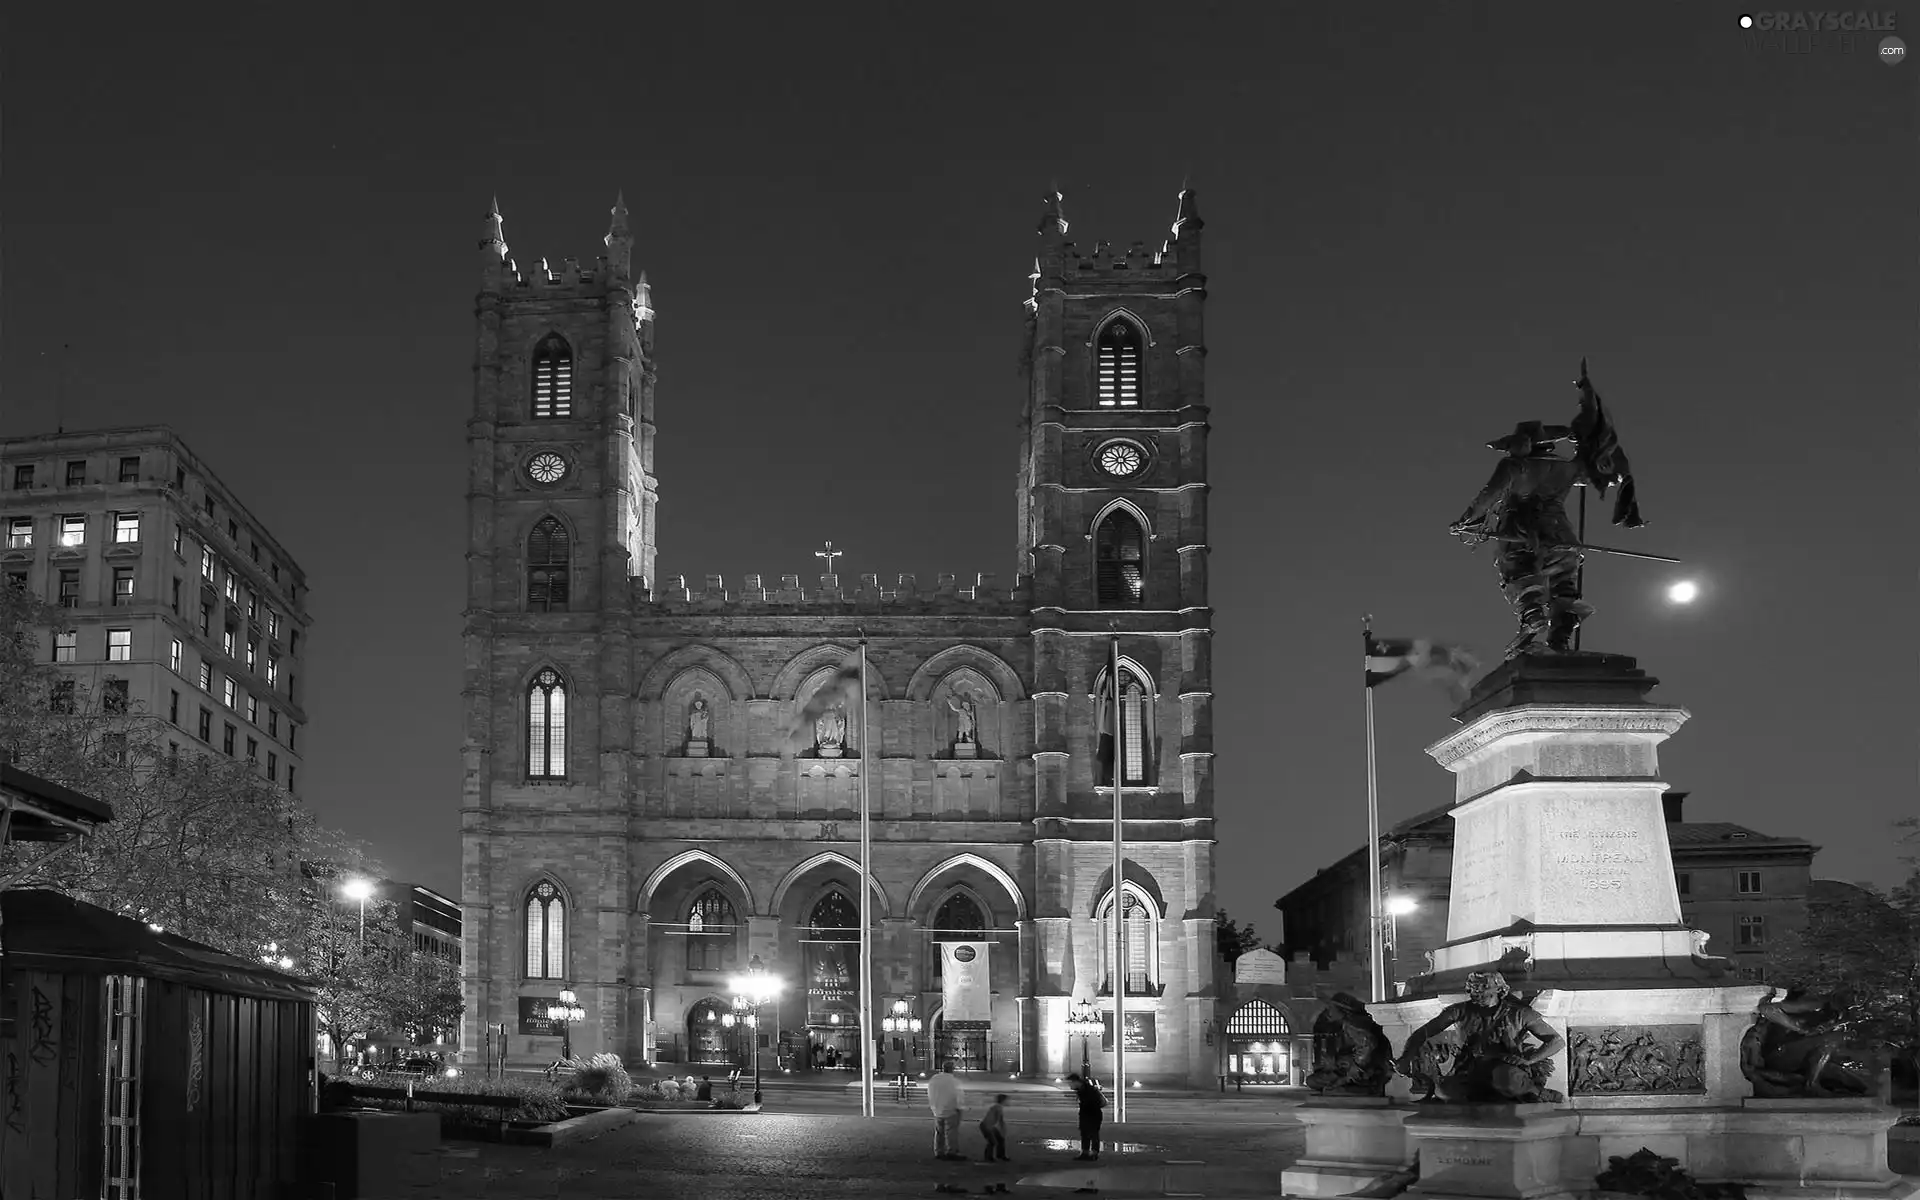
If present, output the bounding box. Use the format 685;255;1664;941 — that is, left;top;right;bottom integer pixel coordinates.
940;942;992;1027
1102;1011;1157;1053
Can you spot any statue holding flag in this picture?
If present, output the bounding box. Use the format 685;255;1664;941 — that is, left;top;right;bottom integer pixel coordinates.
1448;360;1647;658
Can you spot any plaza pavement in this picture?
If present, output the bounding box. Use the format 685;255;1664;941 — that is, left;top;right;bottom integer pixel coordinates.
405;1095;1308;1199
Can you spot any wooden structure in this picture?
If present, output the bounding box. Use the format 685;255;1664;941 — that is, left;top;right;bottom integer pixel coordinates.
0;888;318;1199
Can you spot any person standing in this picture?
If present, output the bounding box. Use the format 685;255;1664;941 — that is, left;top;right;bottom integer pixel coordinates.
1067;1073;1106;1160
978;1093;1010;1162
927;1060;966;1161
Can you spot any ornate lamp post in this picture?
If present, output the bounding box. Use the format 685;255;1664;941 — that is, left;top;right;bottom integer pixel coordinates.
1065;998;1102;1078
546;988;585;1061
880;998;924;1090
729;955;780;1106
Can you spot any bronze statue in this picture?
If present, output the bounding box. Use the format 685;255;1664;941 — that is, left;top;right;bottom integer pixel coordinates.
1304;992;1393;1096
1396;971;1566;1103
1740;989;1874;1098
1449;361;1646;658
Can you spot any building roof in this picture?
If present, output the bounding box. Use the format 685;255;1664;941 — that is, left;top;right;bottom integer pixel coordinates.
0;763;113;839
1665;821;1816;851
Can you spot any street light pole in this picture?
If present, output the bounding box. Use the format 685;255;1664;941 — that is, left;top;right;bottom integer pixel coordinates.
341;877;375;951
1065;999;1101;1081
730;955;780;1107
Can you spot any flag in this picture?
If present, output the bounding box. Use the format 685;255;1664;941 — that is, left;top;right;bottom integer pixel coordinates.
786;648;863;745
1366;633;1479;702
1571;359;1645;529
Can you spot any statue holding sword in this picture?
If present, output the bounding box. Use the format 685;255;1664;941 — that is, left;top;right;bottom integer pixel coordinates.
1449;360;1671;658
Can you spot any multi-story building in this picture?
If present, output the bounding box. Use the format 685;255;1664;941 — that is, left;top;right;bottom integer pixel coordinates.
0;427;312;788
1276;792;1817;992
398;883;463;965
460;191;1222;1084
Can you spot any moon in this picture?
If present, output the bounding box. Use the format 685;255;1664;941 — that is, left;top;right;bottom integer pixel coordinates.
1666;580;1699;605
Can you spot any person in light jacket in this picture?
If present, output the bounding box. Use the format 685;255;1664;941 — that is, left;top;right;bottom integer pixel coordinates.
927;1060;965;1160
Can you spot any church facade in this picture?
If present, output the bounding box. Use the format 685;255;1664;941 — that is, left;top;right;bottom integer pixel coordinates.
459;190;1222;1085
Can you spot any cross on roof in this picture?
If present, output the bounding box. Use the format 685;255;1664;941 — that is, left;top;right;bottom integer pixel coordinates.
815;541;844;573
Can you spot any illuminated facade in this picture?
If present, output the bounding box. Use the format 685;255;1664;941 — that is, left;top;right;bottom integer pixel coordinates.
460;191;1222;1083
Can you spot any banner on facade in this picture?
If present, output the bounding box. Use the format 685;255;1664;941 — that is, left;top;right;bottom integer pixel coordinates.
806;939;858;1024
1101;1011;1157;1053
517;996;558;1036
940;941;992;1026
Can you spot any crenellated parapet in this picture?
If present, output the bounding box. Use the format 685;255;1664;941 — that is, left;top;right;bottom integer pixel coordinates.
1054;238;1196;284
633;572;1033;613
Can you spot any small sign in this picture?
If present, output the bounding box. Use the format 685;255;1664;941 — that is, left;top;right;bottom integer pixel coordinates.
517;996;558;1036
1101;1011;1157;1053
1234;948;1288;986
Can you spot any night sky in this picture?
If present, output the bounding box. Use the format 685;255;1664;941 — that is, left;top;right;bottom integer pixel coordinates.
5;5;1913;940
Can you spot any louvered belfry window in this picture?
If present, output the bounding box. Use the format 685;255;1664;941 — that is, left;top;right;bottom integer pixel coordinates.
1095;512;1145;607
1096;320;1142;407
528;517;570;611
532;334;573;419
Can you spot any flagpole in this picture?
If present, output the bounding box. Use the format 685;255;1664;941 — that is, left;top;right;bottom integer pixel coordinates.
1364;616;1386;1004
1573;483;1587;652
858;634;875;1119
1110;633;1126;1124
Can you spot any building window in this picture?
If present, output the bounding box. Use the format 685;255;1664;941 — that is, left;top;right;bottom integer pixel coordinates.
246;736;258;763
222;628;235;657
246;638;257;672
11;465;32;489
198;661;212;691
59;515;86;547
1737;871;1763;894
103;677;129;714
222;678;236;708
171;527;183;556
4;571;24;593
1676;872;1691;896
1095;319;1143;407
49;679;75;714
1094;510;1145;607
287;763;296;792
1739;915;1767;946
246;590;258;622
531;334;574;419
528;668;568;778
266;750;277;780
53;631;76;663
170;577;181;613
227;518;238;542
107;629;131;662
118;456;141;483
291;630;300;655
6;517;30;548
288;723;298;752
686;889;738;972
245;695;258;723
57;569;80;608
224;574;237;603
267;655;279;688
201;546;215;581
528;516;570;611
169;690;180;723
250;541;259;563
65;461;86;487
112;568;134;606
197;708;211;741
1098;666;1153;785
266;609;280;639
1097;887;1158;995
222;723;235;756
267;708;278;737
199;604;211;636
113;512;140;543
526;880;566;978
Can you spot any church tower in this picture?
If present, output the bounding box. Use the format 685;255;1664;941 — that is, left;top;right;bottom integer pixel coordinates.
1018;190;1217;1081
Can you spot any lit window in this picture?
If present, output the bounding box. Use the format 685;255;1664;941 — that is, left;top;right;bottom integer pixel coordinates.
526;880;566;978
528;517;570;611
1099;888;1157;995
198;661;212;691
107;629;131;662
531;334;574;419
528;668;568;778
686;890;738;972
113;512;140;543
6;518;30;548
1738;915;1767;946
169;639;182;672
1094;511;1145;607
112;568;134;606
1095;320;1143;407
59;515;86;547
223;678;236;708
224;574;237;603
53;631;77;663
246;639;257;671
246;695;258;723
118;456;140;483
267;655;278;688
201;547;215;581
172;527;183;556
223;629;235;656
1737;871;1763;894
57;570;79;608
267;610;280;639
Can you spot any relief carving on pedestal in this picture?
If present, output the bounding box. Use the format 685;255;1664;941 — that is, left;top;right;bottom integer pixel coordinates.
1567;1024;1706;1094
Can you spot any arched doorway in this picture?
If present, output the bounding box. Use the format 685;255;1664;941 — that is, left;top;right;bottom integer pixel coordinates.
801;891;862;1071
1225;1000;1292;1084
687;998;734;1066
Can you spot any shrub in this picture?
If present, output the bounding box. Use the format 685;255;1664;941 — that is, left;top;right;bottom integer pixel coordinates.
561;1053;632;1105
347;1071;569;1125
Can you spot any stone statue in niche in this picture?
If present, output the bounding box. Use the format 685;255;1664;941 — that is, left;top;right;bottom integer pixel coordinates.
1739;989;1874;1098
947;690;979;757
816;704;847;757
1396;970;1566;1103
1303;992;1393;1096
686;696;711;756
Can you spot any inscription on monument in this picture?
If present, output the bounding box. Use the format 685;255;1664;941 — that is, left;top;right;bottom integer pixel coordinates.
1438;1154;1495;1165
1554;827;1650;891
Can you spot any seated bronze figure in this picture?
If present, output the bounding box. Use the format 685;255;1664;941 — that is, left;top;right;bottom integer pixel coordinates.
1396;971;1566;1104
1304;992;1393;1096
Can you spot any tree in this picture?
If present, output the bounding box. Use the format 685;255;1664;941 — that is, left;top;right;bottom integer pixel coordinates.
1770;818;1920;1080
384;945;466;1049
1216;910;1268;966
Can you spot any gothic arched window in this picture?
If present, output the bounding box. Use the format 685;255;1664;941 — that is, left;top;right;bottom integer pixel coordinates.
931;891;987;981
1098;666;1153;786
528;517;570;612
686;889;738;973
528;668;568;779
532;334;573;419
809;891;859;941
526;880;565;978
1097;888;1157;996
1095;511;1145;608
1095;320;1142;407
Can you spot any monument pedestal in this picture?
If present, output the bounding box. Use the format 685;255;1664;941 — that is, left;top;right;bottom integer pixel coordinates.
685;739;709;758
1278;1096;1416;1197
952;742;977;759
1401;1104;1580;1200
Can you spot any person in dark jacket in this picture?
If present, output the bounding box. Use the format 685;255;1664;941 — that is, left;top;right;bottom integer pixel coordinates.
1066;1073;1106;1160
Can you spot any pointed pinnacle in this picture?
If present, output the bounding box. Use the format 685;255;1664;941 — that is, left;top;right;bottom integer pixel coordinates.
1172;185;1202;234
489;195;501;217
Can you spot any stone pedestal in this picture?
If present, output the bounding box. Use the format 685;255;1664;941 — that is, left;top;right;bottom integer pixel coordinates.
685;739;709;758
1279;1096;1416;1197
818;746;843;759
1402;1104;1580;1199
952;742;977;759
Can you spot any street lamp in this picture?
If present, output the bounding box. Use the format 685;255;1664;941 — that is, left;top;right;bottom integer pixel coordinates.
546;988;585;1061
881;999;923;1092
729;955;781;1106
1383;896;1419;995
341;877;375;948
1065;999;1102;1079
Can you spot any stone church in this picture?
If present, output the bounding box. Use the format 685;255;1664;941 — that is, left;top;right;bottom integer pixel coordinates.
460;188;1221;1085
